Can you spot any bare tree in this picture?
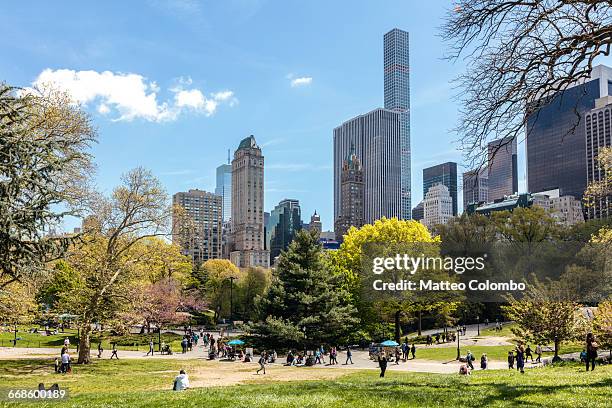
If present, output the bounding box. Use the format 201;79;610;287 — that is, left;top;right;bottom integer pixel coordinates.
66;167;172;364
442;0;612;167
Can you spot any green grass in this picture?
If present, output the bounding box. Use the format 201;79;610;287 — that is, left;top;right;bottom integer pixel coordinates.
0;359;609;407
481;323;517;338
414;344;583;362
0;327;186;351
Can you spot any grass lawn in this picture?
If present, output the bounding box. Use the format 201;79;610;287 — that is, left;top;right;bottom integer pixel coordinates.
0;358;609;407
0;327;185;351
414;344;583;362
481;323;517;338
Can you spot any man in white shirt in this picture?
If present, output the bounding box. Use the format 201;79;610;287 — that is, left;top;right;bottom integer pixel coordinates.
61;352;70;373
173;370;189;391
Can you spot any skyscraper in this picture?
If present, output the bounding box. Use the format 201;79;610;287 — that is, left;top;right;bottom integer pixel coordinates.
335;144;365;242
384;28;411;218
411;200;424;222
266;199;302;264
423;184;453;229
423;162;458;216
488;137;518;201
215;162;232;222
172;189;222;264
463;168;489;211
229;135;270;268
585;96;612;219
306;211;322;234
526;64;612;199
334;109;402;227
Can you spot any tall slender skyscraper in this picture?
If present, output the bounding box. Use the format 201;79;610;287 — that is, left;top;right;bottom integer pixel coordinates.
423;162;458;216
488;137;518;201
229;135;270;268
585;96;612;219
463;168;489;211
384;28;411;218
215;162;232;223
334;143;365;242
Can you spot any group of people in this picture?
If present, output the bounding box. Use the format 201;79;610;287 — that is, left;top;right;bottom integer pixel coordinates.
507;343;541;372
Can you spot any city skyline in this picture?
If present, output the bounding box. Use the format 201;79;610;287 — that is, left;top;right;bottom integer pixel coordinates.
5;2;612;233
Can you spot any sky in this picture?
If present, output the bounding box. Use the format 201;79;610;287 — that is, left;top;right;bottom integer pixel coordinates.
2;0;524;231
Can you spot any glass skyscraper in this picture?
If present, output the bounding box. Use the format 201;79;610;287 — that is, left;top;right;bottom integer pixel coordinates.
215;163;232;222
526;64;612;199
423;162;458;216
487;137;518;201
384;28;411;219
266;199;302;264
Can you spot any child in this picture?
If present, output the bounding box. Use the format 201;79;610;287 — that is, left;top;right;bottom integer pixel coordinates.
508;350;515;369
54;357;59;373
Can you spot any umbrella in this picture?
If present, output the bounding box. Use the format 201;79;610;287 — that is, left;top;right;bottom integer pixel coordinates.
381;340;399;347
227;339;245;346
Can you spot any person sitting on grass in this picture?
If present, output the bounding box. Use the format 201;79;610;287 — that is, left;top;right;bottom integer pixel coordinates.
173;370;189;391
459;364;470;375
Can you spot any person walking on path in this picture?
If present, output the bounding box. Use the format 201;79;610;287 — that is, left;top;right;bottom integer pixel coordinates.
525;344;533;362
378;355;388;378
146;339;154;356
535;344;542;363
466;351;474;370
181;337;188;354
508;350;515;369
256;352;267;374
344;346;353;365
97;342;104;358
410;343;416;359
585;332;598;371
394;347;401;365
516;344;525;373
110;343;119;360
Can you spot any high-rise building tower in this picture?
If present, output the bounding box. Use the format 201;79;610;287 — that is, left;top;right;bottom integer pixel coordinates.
423;162;458;216
215;162;232;223
266;199;302;264
585;96;612;219
488;137;518;201
334;109;402;227
229;135;270;268
526;64;612;199
384;28;411;218
307;211;323;234
423;184;453;229
334;144;365;242
463;168;489;211
172;189;222;264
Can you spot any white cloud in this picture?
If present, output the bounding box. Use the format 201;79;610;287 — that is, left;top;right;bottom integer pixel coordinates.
30;68;236;122
287;73;313;87
291;76;313;87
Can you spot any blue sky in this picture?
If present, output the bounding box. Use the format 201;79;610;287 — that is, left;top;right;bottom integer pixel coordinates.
2;0;522;231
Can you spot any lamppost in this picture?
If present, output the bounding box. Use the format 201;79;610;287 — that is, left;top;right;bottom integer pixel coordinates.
456;326;461;360
477;316;480;336
227;276;236;323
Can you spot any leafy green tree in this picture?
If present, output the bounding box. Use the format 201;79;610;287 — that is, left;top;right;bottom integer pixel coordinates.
248;230;358;349
192;259;242;322
0;85;95;288
503;280;581;358
592;300;612;359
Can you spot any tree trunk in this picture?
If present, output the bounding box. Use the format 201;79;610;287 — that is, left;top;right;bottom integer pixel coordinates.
554;338;560;358
417;309;422;336
394;310;401;343
77;325;92;364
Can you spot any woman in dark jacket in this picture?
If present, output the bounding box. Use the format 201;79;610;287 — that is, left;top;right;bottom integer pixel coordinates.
378;355;388;378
